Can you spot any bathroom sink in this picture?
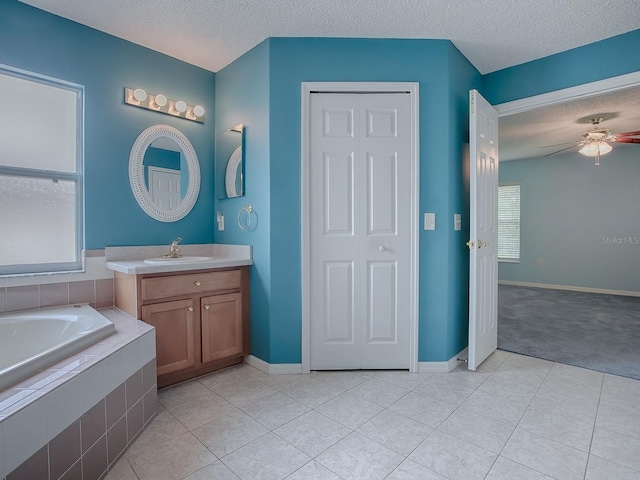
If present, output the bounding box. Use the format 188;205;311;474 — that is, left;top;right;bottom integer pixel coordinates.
143;256;213;265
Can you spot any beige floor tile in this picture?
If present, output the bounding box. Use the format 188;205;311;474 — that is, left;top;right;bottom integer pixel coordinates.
585;455;640;480
286;460;342;480
274;410;351;458
184;460;240;479
221;432;310;480
501;429;588;480
311;370;373;390
459;389;528;426
316;432;404;480
518;406;594;452
357;409;433;456
388;391;456;428
528;388;599;425
281;377;342;409
125;408;187;458
386;459;448;479
415;379;476;406
590;426;640;472
241;391;309;429
163;391;237;429
373;371;432;390
212;378;277;407
485;456;553;480
437;407;514;453
127;432;216;480
347;377;413;407
191;410;269;458
315;392;383;429
409;430;496;480
105;457;138;480
596;403;640;440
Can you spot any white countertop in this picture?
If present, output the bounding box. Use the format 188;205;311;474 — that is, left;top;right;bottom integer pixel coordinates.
105;244;252;275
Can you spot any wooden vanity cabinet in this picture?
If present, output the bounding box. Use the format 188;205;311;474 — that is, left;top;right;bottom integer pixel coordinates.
114;266;250;388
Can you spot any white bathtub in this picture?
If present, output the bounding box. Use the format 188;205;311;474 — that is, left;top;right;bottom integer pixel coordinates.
0;304;116;390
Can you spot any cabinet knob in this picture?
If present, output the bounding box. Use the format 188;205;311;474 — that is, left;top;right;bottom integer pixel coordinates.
204;305;210;310
187;306;194;312
195;281;201;287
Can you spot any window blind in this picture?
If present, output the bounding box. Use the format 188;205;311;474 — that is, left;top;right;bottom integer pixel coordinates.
498;184;520;261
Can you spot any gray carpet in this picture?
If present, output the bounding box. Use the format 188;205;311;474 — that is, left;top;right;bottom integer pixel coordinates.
498;285;640;380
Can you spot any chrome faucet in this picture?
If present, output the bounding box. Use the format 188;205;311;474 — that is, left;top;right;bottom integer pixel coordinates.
163;237;183;258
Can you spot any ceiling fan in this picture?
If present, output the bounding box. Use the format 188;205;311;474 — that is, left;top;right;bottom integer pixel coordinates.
542;117;640;165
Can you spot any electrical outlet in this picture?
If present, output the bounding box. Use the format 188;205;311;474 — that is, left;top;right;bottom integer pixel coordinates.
537;259;544;267
217;211;225;231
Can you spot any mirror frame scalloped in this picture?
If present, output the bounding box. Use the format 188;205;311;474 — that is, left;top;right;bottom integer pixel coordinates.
129;124;200;222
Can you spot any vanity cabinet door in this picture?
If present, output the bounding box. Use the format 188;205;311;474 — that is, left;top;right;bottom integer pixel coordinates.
201;293;243;364
142;299;196;375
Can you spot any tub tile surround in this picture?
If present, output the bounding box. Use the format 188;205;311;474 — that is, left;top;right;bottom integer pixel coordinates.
105;243;252;275
0;308;157;480
0;251;115;314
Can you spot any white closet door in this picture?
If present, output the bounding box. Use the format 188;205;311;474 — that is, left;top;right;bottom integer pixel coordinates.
309;92;412;370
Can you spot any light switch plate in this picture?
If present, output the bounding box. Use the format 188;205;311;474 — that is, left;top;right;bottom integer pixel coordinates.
454;213;461;231
424;213;435;230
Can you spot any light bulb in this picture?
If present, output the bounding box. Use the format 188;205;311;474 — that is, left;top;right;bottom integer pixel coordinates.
579;141;612;157
154;94;167;108
175;100;187;113
133;88;147;102
193;105;204;117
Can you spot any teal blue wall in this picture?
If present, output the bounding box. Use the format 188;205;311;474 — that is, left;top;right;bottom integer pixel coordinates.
214;41;271;361
0;0;216;249
483;29;640;105
499;148;640;292
214;37;479;364
447;44;482;357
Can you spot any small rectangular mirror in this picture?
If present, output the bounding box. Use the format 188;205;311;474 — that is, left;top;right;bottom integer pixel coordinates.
215;124;244;199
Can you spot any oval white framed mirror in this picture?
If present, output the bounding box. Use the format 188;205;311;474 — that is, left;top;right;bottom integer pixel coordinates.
129;124;200;222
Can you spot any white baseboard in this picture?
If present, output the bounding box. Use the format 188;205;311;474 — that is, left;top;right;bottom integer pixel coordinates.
498;280;640;297
418;347;468;373
246;355;302;375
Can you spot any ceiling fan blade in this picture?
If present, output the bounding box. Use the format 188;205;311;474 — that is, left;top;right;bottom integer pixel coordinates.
615;130;640;137
544;144;578;157
538;141;576;148
614;137;640;144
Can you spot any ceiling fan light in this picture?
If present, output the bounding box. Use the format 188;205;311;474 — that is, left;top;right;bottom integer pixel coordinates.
579;141;612;157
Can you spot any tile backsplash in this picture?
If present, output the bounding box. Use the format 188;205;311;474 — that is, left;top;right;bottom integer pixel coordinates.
0;251;114;314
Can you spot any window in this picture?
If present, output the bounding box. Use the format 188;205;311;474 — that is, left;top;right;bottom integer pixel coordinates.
498;183;520;262
0;65;83;276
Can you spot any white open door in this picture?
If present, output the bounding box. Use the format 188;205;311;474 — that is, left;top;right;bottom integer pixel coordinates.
468;89;499;371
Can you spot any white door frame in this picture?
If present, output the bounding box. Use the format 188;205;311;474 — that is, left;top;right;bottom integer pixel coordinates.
495;71;640;117
301;82;420;374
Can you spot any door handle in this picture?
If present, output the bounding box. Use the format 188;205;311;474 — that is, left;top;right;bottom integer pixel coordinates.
378;245;386;252
466;240;475;249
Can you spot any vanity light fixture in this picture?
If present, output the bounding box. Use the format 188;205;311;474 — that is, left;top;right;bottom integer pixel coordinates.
124;87;205;123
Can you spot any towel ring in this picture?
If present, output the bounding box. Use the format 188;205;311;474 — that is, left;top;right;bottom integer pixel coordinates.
238;205;256;230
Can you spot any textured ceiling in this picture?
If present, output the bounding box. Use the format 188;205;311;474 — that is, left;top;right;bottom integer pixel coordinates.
18;0;640;74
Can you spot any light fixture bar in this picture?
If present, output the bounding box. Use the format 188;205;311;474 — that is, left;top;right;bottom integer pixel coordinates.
124;88;204;123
